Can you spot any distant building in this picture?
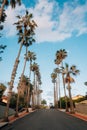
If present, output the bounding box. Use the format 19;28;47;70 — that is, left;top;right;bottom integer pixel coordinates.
72;95;84;100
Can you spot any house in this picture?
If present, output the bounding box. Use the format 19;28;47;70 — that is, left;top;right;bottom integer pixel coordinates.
2;95;8;103
72;95;84;100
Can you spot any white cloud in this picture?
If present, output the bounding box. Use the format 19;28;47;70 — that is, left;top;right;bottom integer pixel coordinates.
4;4;26;37
4;0;87;42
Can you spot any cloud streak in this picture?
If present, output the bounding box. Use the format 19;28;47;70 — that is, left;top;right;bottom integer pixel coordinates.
4;0;87;43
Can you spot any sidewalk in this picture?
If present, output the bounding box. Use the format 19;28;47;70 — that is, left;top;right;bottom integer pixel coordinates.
59;109;87;121
0;108;34;128
67;112;87;121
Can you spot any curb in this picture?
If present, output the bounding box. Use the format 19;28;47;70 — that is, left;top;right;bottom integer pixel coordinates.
0;122;8;128
59;109;87;122
66;112;87;122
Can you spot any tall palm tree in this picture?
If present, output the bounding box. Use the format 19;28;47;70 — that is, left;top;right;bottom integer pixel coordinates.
64;63;80;113
4;11;37;121
51;72;57;108
55;49;68;111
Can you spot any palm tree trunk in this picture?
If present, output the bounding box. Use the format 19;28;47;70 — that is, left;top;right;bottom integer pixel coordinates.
22;46;28;75
29;61;32;79
58;74;61;109
62;73;68;111
0;0;6;20
15;88;20;117
61;62;68;112
32;90;34;108
4;42;23;121
36;76;38;106
28;90;31;106
37;85;39;106
15;46;28;116
34;71;36;106
4;90;11;121
68;83;75;113
54;82;56;108
26;86;30;112
32;71;35;108
27;61;32;108
55;79;58;108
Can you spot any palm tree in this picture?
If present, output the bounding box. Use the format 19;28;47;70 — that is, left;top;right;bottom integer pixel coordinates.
55;49;68;111
4;11;37;121
54;68;61;108
51;72;57;108
64;63;80;113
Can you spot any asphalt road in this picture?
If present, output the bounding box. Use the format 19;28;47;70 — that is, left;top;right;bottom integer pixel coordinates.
1;109;87;130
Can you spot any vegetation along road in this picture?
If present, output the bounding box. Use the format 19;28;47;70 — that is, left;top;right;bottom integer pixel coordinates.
1;109;87;130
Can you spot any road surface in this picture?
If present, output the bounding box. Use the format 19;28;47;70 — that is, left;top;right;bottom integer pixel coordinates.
1;109;87;130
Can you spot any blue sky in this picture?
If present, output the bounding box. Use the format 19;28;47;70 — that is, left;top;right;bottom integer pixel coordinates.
0;0;87;105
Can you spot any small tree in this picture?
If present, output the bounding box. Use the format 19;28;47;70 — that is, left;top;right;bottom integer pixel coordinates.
0;83;6;100
41;99;47;106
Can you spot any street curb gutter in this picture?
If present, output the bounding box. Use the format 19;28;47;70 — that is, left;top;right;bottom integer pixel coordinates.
0;122;8;128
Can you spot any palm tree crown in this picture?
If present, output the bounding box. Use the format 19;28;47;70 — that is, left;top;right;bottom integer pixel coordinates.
56;49;67;61
64;63;80;84
15;11;37;48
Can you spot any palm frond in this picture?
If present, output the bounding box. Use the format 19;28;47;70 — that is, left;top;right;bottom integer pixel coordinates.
84;82;87;86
